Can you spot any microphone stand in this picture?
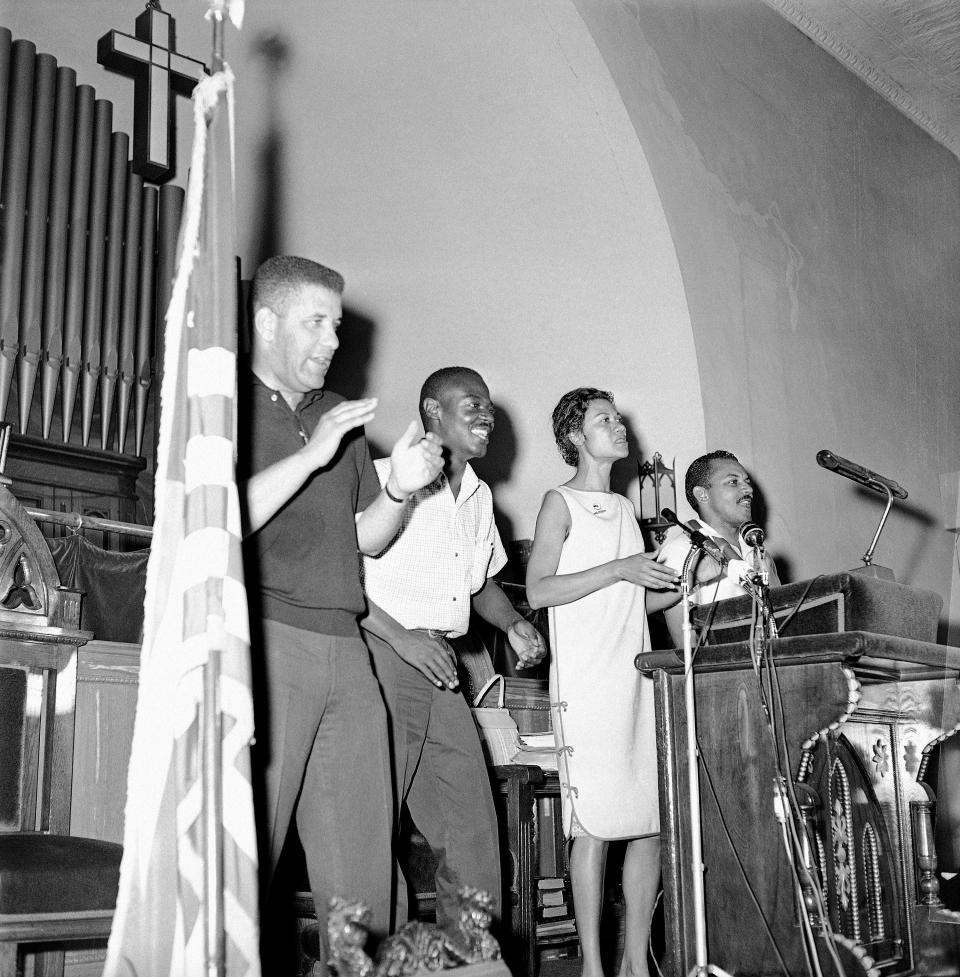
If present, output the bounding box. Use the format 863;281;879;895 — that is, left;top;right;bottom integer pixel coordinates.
743;546;778;640
678;544;734;977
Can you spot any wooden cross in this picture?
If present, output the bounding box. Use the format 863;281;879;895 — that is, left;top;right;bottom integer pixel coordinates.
97;1;207;183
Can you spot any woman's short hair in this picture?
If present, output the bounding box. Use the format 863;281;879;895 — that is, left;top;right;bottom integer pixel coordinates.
551;387;615;467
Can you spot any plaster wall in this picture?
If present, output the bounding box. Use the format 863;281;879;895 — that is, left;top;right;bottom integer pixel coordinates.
574;1;960;635
4;0;702;549
6;1;960;635
230;0;703;544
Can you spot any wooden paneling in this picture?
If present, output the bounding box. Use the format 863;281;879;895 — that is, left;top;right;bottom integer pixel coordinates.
70;640;140;844
64;640;138;977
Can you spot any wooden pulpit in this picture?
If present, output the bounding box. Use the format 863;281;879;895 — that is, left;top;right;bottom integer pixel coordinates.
638;573;960;977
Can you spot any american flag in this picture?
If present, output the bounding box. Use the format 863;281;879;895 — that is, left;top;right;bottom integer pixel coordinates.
104;65;261;977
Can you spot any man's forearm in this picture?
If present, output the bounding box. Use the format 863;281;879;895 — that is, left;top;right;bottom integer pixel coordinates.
471;579;523;633
355;485;410;555
360;596;460;689
359;598;410;645
242;450;316;535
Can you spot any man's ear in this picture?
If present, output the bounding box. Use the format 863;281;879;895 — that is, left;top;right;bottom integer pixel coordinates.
693;485;709;506
253;305;276;342
569;429;584;448
421;397;441;422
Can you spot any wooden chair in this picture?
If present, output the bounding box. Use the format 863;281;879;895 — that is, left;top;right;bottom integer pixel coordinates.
0;484;122;977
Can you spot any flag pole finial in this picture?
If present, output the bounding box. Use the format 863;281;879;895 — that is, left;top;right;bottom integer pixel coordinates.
204;0;244;69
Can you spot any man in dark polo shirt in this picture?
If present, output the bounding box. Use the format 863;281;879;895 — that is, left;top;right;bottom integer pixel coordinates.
239;255;442;949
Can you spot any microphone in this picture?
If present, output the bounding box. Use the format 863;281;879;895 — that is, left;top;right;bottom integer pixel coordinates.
739;521;765;548
816;449;908;501
660;508;729;567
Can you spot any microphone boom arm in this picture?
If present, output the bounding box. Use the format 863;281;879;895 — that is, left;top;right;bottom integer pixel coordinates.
816;449;905;569
861;483;895;568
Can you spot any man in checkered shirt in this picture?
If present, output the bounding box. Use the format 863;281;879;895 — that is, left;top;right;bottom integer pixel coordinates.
361;366;546;933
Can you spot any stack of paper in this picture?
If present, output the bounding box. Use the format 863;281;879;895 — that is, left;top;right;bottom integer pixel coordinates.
512;732;558;770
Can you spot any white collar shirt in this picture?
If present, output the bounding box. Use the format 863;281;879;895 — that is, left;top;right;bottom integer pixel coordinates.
361;458;507;636
657;519;776;605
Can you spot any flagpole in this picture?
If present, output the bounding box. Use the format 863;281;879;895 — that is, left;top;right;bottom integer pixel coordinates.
203;7;228;976
104;2;259;973
204;652;225;977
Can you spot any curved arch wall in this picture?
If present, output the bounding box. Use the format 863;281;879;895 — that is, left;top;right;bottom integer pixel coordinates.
8;0;960;632
232;0;703;544
574;1;960;631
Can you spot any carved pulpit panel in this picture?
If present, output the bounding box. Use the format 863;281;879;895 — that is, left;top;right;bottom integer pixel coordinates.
0;482;87;837
798;733;905;968
0;482;80;631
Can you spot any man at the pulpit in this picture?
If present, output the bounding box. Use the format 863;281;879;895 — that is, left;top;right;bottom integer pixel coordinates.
657;449;780;646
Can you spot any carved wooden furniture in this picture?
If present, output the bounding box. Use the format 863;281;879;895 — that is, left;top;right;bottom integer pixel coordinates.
489;765;571;977
16;532;565;977
639;574;960;977
491;765;547;977
0;482;122;977
4;437;146;552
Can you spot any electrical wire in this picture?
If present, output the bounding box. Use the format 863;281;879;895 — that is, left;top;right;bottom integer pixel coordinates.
775;804;823;977
767;651;828;977
774;575;825;636
759;631;849;977
695;739;794;975
696;562;852;977
683;549;853;976
689;575;723;667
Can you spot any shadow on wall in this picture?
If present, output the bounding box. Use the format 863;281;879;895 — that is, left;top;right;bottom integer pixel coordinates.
852;484;938;585
323;307;378;405
249;30;290;269
611;410;644;502
743;475;796;584
473;404;519;547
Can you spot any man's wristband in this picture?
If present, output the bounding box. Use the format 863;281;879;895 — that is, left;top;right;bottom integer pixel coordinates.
384;482;408;504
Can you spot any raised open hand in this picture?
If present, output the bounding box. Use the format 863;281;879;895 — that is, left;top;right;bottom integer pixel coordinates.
303;398;377;469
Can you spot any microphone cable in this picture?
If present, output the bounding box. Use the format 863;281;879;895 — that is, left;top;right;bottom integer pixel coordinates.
774;575;826;637
733;570;857;977
759;628;857;977
681;552;798;974
756;573;858;977
680;542;863;976
765;643;850;977
689;574;723;667
694;732;795;976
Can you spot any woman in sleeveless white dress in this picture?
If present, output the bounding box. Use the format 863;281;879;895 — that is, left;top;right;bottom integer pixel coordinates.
526;389;680;977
